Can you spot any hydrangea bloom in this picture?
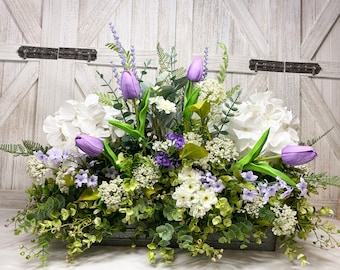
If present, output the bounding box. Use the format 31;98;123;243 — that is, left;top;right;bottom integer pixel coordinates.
43;94;124;150
226;91;300;155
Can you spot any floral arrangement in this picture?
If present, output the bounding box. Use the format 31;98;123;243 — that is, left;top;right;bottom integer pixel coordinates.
3;24;340;267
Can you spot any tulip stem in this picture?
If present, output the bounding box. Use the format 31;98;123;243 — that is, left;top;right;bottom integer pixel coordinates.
132;98;140;130
257;155;281;162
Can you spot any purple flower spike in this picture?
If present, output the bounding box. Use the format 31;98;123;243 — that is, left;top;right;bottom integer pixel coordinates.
186;57;203;82
281;145;317;166
75;134;104;157
120;70;141;99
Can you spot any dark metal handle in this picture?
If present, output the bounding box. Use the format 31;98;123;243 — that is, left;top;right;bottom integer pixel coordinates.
18;46;97;62
249;59;321;75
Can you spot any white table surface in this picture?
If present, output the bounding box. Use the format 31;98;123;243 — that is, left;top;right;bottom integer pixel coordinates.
1;208;340;270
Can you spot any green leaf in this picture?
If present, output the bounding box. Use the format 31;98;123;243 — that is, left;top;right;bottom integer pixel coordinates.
217;42;229;84
138;88;151;135
180;143;208;160
189;99;210;119
234;129;270;170
156;223;175;241
183;88;200;121
103;139;118;163
76;188;100;201
108;120;144;139
243;162;296;186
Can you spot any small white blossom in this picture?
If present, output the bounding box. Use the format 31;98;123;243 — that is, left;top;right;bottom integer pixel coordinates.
98;176;126;211
132;161;160;189
26;156;49;184
196;137;239;169
149;96;176;114
271;204;298;236
184;132;203;146
238;196;265;218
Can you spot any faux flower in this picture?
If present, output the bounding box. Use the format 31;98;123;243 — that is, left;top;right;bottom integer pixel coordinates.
281;145;317;166
226;91;300;155
186;57;203;82
43;94;123;150
75;134;104;157
120;70;141;99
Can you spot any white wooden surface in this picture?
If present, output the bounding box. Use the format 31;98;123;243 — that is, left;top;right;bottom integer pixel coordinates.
0;0;339;215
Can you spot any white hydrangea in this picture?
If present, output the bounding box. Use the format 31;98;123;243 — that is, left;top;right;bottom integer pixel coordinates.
43;94;124;151
271;204;298;236
226;91;299;155
149;96;176;114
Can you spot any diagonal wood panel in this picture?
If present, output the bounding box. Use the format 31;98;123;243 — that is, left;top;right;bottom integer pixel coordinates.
0;62;39;127
77;0;124;47
3;0;41;45
75;63;102;97
301;1;340;60
300;76;340;160
222;0;269;57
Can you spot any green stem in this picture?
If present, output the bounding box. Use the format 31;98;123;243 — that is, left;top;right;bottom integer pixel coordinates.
256;155;282;162
133;98;140;130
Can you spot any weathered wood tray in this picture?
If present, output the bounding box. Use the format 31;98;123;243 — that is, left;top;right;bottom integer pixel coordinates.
100;227;276;251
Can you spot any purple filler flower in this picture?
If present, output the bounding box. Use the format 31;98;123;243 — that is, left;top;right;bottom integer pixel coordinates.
166;133;185;149
155;151;174;168
281;145;317;166
75;169;88;188
87;175;98;188
105;166;118;179
296;177;308;197
75;134;104;157
46;148;64;164
186;57;203;82
120;70;140;99
242;188;258;202
241;171;258;182
199;171;225;193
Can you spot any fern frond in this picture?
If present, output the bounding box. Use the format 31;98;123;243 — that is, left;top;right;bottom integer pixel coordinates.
157;43;170;74
105;43;121;53
95;92;115;106
305;173;340;188
217;42;229;84
300;127;334;146
171;67;186;80
0;140;47;157
226;84;241;99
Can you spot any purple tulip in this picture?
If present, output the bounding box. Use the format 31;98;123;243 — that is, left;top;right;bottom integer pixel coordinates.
75;134;104;157
120;70;140;99
281;145;317;166
186;57;203;82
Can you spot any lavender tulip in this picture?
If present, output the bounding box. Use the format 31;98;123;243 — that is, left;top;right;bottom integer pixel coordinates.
120;70;140;99
281;145;317;166
186;57;203;82
75;134;104;157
